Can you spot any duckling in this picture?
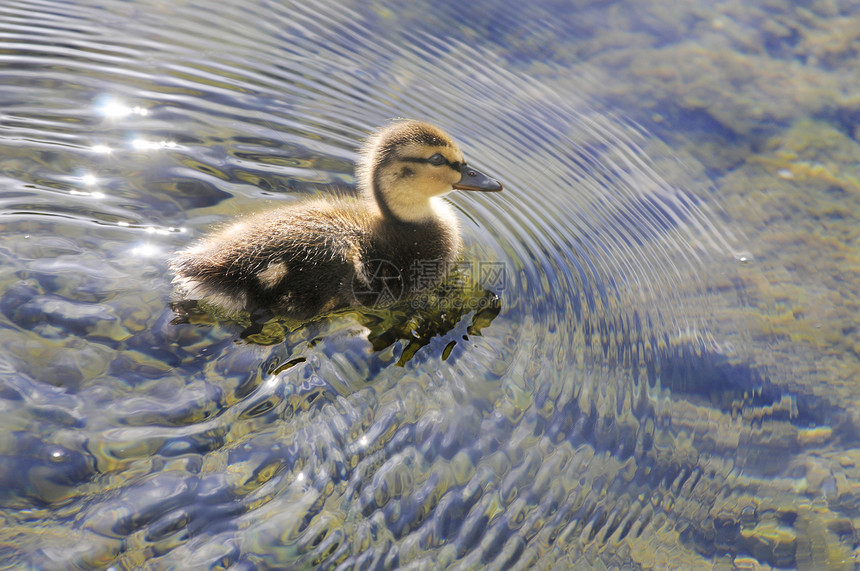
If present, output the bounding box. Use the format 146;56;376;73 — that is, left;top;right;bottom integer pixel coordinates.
169;120;502;321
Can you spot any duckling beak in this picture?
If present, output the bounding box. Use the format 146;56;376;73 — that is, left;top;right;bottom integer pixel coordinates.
453;164;503;192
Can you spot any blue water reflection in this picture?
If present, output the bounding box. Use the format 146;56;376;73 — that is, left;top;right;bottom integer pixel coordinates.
0;0;858;568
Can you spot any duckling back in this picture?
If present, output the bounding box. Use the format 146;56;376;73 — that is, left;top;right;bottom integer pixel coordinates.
171;197;460;318
171;198;370;319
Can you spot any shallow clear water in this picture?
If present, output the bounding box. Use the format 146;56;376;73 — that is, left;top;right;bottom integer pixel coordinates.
2;0;860;569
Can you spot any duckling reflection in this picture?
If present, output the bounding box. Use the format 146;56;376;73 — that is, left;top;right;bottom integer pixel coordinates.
170;120;502;321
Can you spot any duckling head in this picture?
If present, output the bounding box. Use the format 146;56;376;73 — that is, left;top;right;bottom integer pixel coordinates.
357;120;502;223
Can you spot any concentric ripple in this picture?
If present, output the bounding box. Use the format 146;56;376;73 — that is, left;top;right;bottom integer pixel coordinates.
0;0;851;569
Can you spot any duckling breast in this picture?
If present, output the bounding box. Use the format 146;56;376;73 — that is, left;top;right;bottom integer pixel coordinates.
368;211;461;295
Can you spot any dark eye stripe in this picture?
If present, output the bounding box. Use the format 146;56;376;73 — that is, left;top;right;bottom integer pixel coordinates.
400;156;462;172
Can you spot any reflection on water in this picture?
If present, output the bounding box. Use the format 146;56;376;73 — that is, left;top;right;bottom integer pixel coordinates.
1;0;859;568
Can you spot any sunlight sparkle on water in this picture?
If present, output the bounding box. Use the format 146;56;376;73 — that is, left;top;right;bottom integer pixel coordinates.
145;226;175;236
130;243;160;257
90;144;112;155
132;138;177;151
98;97;149;119
69;189;106;199
263;375;279;390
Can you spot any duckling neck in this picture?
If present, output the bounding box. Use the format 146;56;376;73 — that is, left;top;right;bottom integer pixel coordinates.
370;195;462;267
373;186;444;223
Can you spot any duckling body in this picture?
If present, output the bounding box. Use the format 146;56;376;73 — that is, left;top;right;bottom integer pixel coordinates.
170;121;501;319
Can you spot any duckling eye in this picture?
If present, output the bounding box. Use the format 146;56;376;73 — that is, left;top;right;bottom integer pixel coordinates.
427;153;447;166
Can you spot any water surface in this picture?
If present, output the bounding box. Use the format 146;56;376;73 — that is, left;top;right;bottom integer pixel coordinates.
1;0;859;569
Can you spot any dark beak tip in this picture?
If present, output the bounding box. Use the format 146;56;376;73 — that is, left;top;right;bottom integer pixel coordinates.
453;181;503;192
455;164;503;192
